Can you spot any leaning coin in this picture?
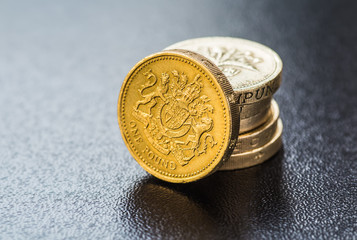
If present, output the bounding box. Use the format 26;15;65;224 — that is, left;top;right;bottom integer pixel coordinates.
234;99;279;153
165;37;283;105
220;118;283;170
118;50;240;183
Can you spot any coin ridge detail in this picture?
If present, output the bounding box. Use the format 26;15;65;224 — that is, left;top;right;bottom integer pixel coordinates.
220;118;283;170
234;99;279;153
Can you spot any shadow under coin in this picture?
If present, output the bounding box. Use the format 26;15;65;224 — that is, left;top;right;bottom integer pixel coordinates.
116;147;287;239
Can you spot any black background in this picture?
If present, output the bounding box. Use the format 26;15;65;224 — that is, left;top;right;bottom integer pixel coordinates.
0;0;356;239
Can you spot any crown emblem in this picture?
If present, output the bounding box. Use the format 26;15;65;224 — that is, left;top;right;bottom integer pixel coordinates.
132;69;217;166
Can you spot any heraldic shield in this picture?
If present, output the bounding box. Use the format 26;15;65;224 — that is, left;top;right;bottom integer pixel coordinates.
132;69;217;166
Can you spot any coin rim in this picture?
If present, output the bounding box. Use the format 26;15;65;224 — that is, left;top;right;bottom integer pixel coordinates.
234;99;279;152
239;104;271;133
118;50;240;183
220;118;283;170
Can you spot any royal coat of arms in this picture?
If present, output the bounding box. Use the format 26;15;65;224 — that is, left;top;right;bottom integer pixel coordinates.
132;69;217;166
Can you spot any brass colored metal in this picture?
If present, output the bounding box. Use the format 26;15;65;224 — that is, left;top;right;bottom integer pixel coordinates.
165;37;283;104
234;99;279;153
118;50;240;183
220;119;283;171
239;97;271;119
239;97;271;133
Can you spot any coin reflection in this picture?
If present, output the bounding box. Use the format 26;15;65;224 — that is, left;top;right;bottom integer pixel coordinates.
116;149;286;238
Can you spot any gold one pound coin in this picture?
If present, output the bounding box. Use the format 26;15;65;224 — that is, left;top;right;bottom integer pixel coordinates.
118;50;240;183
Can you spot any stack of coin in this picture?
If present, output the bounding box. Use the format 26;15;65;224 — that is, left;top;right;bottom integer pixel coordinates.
166;37;283;170
118;37;284;183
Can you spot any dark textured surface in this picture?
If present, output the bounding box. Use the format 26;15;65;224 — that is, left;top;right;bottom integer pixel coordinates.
1;0;356;239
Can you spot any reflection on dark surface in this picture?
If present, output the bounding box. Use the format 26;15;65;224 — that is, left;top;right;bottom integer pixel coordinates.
116;149;287;239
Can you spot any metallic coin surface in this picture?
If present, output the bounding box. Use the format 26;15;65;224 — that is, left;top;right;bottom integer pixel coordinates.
235;99;279;153
239;97;271;133
239;97;271;119
118;50;240;183
166;37;283;104
220;118;283;170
